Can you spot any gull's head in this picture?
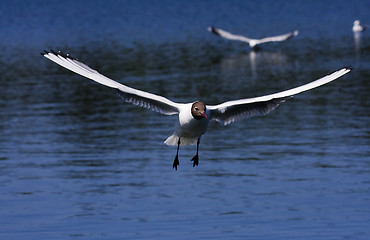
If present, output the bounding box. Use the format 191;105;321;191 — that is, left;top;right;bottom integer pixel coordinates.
191;101;207;120
354;20;360;26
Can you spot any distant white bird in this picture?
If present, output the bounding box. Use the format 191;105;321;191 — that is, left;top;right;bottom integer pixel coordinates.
42;50;351;170
208;26;299;48
352;20;366;32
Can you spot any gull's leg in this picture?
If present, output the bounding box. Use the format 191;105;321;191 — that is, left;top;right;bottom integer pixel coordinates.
173;138;180;170
191;138;200;167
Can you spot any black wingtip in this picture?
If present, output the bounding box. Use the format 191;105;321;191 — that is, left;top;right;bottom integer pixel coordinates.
50;49;58;55
339;66;353;74
329;66;353;75
40;50;49;56
64;51;77;60
208;26;221;36
58;51;74;59
41;49;78;60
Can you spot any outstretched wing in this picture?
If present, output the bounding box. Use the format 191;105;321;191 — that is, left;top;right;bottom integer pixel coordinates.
42;50;182;115
208;26;253;43
257;30;299;44
207;67;351;125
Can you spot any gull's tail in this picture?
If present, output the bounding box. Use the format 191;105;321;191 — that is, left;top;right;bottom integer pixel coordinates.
164;134;198;146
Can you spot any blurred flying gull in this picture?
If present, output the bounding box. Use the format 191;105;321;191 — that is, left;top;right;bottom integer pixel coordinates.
208;26;298;49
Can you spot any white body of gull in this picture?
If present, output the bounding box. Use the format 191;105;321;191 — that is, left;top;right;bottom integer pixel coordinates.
42;50;351;170
208;26;299;48
352;20;366;32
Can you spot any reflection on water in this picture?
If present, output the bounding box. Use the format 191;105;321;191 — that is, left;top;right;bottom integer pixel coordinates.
220;50;291;80
354;31;363;60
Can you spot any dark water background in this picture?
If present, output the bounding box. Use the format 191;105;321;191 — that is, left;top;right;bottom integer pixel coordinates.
1;0;369;239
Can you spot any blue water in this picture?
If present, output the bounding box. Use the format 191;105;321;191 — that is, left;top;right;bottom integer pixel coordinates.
1;0;369;239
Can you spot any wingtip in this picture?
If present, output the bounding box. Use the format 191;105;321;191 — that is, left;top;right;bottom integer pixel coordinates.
208;26;220;36
50;49;58;55
40;50;49;56
57;51;68;58
207;26;216;32
331;66;352;76
339;66;353;74
41;49;78;60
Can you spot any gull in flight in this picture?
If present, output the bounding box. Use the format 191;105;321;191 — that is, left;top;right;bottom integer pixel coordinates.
352;20;367;32
42;50;351;170
208;26;299;49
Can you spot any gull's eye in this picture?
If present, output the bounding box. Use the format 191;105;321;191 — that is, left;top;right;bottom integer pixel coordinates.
195;107;199;111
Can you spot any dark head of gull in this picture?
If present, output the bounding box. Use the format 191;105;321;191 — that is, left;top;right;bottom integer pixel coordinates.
191;101;207;120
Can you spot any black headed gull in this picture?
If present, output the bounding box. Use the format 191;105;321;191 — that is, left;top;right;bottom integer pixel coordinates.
352;20;367;32
208;26;299;49
42;50;351;170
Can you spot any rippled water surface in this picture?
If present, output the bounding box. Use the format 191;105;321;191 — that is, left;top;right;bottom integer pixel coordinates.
1;0;369;239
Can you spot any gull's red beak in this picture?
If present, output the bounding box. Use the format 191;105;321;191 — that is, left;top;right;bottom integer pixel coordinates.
201;113;207;119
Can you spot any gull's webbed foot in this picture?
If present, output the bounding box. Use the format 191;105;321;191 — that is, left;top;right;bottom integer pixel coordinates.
191;154;199;167
173;155;179;170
